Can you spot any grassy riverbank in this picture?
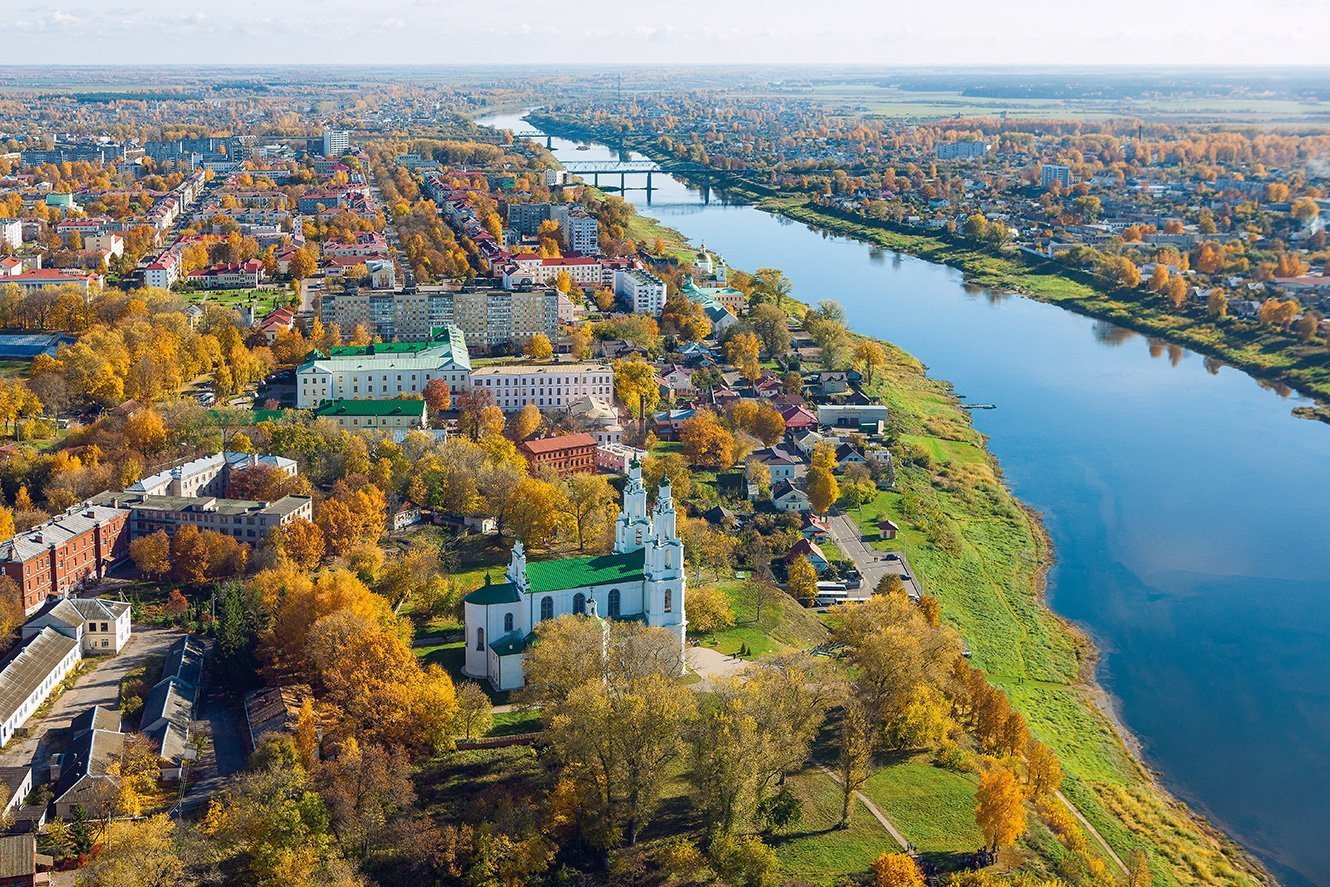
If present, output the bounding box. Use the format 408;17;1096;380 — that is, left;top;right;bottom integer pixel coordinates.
616;195;1269;885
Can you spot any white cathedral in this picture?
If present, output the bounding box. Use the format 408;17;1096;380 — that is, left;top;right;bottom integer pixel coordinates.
462;461;687;690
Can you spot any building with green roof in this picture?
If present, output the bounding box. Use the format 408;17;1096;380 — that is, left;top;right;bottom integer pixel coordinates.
296;325;470;409
462;461;687;691
313;398;428;431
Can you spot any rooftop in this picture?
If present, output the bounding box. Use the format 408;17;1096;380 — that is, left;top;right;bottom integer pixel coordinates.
314;398;426;418
519;433;598;455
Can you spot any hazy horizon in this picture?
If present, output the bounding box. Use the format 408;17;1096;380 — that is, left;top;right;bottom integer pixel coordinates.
9;0;1328;67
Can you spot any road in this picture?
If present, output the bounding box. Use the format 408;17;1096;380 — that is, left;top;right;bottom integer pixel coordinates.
0;626;179;780
825;511;923;601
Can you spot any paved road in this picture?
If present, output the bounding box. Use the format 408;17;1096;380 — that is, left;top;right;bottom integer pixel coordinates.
0;626;179;780
179;686;247;813
825;512;923;601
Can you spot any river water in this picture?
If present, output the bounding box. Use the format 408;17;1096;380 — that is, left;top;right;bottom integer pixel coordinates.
479;112;1330;885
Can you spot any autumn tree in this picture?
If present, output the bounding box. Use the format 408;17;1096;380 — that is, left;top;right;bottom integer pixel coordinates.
1207;289;1229;318
316;483;387;556
524;333;554;360
562;473;617;551
614;356;660;420
511;402;542;441
838;701;874;828
506;476;569;550
455;681;493;741
170;525;210;585
680;411;736;468
274;517;326;570
975;764;1028;851
852;341;887;386
725;331;761;368
872;853;926;887
686;584;734;638
130;529;171;579
689;655;835;836
806;442;840;515
1025;740;1063;800
786;556;818;605
317;737;416;857
422;377;452;416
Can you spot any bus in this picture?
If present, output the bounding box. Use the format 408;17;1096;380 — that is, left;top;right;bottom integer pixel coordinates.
814;581;850;607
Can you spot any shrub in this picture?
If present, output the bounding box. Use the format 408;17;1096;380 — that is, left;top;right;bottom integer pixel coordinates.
708;834;778;887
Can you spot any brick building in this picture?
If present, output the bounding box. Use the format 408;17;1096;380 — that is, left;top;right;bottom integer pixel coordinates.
0;505;130;614
517;433;598;478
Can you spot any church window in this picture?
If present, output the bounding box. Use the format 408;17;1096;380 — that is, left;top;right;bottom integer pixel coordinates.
504;613;514;632
540;596;554;621
574;593;586;615
608;589;621;618
664;589;672;613
475;627;484;651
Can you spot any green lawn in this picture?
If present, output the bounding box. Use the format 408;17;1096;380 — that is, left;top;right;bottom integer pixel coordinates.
861;755;983;865
0;360;28;379
701;578;828;658
769;767;900;885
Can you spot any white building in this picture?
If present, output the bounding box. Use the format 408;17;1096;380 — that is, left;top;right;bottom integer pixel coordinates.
322;129;350;158
614;269;666;317
0;628;81;747
462;461;686;691
144;248;181;289
0;219;21;250
22;597;132;655
296;327;471;408
127;451;297;499
551;204;600;255
504;255;603;288
469;363;613;413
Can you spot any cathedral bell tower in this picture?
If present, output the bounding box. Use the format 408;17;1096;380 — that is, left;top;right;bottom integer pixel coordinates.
644;478;687;673
614;458;651;554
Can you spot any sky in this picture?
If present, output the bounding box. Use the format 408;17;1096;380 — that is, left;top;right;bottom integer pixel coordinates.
8;0;1330;66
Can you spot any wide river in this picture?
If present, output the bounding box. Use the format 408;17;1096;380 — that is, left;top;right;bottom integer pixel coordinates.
480;112;1330;884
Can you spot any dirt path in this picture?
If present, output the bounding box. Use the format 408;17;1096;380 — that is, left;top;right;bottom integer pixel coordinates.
817;764;908;851
1057;789;1129;876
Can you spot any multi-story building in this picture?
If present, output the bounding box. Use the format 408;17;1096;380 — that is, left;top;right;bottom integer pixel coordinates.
503;255;603;289
144;248;181;289
506;202;551;236
469;363;614;412
126;452;297;499
5;270;98;294
614;269;666;316
23;597;133;656
517;433;599;478
322;129;350;158
319;286;557;351
313;398;429;430
0;219;23;250
551;204;600;254
323;232;388;259
936;141;990;160
0;504;131;614
296;329;472;408
93;492;312;544
1041;164;1073;190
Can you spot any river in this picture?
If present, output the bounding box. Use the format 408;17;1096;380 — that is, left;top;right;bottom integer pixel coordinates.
479;111;1330;885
